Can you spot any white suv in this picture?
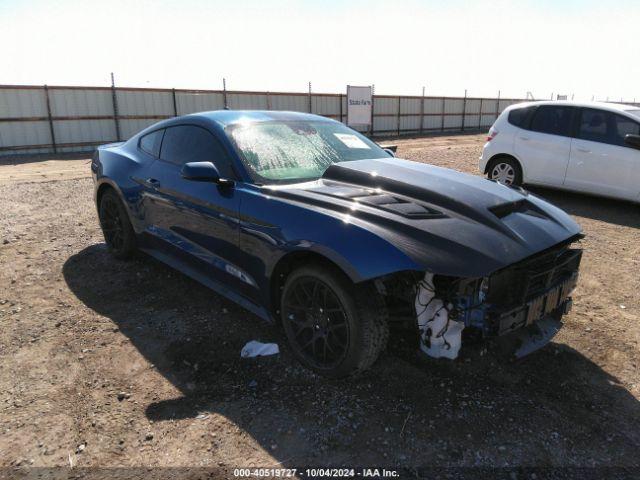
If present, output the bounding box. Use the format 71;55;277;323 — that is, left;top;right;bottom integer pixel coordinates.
479;101;640;202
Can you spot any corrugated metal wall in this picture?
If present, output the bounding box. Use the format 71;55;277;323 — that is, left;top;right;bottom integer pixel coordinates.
0;84;549;156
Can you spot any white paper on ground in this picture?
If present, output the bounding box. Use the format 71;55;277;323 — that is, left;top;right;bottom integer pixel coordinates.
241;340;280;358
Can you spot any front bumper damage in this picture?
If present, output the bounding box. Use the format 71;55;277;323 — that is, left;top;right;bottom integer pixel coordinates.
414;246;582;360
509;314;563;358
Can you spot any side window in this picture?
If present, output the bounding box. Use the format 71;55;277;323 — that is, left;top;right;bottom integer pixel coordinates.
160;125;234;177
577;109;610;144
576;109;640;147
530;106;574;136
508;106;536;128
613;114;640;147
139;129;164;157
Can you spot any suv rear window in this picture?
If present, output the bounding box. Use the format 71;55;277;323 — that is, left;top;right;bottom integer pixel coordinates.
508;106;536;128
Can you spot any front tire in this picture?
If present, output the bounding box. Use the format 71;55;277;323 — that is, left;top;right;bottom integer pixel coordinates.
98;189;136;259
280;265;388;377
488;156;523;186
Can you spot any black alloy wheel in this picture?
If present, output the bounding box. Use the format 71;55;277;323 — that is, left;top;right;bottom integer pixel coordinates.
98;189;136;259
282;275;350;370
280;265;389;377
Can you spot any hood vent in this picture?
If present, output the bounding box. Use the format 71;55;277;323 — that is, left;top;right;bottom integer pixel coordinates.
352;193;443;219
308;184;443;220
490;199;547;220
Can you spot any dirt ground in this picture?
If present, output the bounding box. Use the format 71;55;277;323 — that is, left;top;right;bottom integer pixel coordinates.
1;134;639;478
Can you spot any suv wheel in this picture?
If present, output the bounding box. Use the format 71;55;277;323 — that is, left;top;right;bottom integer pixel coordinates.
488;156;523;186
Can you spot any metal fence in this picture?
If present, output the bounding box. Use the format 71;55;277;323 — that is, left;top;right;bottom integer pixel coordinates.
0;84;532;156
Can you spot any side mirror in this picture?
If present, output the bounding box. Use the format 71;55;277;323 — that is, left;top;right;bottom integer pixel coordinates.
383;148;396;157
181;162;234;186
624;134;640;150
376;143;397;157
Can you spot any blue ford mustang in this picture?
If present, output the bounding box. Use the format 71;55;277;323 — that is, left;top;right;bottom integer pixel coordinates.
91;110;583;377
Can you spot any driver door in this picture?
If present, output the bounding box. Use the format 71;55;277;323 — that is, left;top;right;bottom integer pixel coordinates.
144;124;249;293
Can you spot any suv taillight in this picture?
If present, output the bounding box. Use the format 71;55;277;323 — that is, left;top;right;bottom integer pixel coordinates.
487;127;498;141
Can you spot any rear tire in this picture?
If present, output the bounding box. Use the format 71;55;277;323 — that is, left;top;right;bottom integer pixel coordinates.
280;265;389;377
487;156;523;186
98;189;136;259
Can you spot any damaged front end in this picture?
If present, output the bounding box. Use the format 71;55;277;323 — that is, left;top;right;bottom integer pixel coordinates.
380;241;583;360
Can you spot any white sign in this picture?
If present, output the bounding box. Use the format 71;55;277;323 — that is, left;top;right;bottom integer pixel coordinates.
346;85;372;126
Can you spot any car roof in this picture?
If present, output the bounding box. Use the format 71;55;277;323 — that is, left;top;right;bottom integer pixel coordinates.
507;100;640;115
183;110;336;127
128;110;340;146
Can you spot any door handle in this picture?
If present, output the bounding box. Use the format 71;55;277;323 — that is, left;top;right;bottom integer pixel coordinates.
576;147;590;153
519;136;530;141
145;177;161;188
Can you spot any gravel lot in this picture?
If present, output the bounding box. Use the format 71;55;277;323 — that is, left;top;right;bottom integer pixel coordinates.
1;134;639;477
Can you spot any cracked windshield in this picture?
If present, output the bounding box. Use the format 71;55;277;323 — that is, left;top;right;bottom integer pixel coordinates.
229;121;390;183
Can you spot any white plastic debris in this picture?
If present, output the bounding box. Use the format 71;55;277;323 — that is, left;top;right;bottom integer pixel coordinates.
241;340;280;358
415;273;464;360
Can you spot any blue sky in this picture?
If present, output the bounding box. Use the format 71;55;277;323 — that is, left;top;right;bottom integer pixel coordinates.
2;0;639;100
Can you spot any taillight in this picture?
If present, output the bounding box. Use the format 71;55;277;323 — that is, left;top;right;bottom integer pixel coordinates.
487;127;498;141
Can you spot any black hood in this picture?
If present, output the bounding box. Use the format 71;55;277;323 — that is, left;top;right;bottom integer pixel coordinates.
273;158;582;278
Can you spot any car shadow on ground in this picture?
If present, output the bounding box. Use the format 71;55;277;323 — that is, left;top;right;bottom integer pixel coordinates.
526;186;639;229
63;245;640;468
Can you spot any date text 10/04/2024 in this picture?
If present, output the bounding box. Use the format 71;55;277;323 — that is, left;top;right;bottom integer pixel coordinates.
233;468;399;478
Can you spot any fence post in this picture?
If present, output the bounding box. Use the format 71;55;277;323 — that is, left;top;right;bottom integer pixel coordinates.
172;88;178;116
266;91;271;110
339;94;343;123
223;78;228;109
396;96;401;137
478;98;483;130
495;90;500;121
110;73;121;142
461;89;467;132
308;82;312;113
441;97;445;132
419;86;425;135
369;84;375;137
43;85;57;154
